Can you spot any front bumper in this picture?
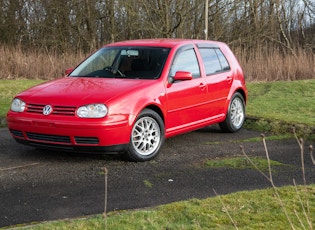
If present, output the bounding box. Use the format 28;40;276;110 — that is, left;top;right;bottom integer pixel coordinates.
7;113;132;153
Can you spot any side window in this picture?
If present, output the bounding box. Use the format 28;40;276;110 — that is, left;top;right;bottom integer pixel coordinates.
215;49;231;71
170;48;200;79
199;48;231;75
199;48;222;75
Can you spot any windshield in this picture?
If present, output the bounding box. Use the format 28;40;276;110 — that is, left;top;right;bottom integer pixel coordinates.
70;47;170;79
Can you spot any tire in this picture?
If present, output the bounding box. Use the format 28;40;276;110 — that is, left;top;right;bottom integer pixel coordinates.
125;109;165;162
219;92;245;133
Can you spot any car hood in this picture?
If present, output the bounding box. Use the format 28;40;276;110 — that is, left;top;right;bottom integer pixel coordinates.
17;77;155;106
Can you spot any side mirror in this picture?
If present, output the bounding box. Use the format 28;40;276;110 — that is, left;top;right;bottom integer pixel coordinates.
65;68;74;76
173;71;193;81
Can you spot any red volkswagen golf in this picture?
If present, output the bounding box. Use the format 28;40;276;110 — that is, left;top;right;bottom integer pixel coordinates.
7;39;247;161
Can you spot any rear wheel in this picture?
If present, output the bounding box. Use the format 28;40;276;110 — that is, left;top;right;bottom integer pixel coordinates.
219;92;245;133
125;109;165;162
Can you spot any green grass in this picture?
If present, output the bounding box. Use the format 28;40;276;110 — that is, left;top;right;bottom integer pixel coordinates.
18;185;315;229
246;80;315;126
0;79;44;120
204;134;295;145
244;80;315;138
204;156;288;172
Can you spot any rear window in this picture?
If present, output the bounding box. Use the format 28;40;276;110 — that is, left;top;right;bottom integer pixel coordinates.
199;48;230;75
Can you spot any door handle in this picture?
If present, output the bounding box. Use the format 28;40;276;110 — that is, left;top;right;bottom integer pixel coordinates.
199;83;206;91
227;76;233;84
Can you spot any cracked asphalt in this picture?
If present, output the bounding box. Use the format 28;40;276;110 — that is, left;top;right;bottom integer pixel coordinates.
0;125;314;228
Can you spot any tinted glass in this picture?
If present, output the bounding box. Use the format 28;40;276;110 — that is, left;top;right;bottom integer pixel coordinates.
199;48;222;75
70;47;170;79
215;49;230;71
170;48;200;78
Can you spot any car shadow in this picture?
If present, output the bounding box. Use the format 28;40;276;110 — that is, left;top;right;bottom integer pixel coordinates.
23;147;125;163
197;124;224;133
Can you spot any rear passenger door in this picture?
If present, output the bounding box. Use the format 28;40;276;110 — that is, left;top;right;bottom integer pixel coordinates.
197;44;232;116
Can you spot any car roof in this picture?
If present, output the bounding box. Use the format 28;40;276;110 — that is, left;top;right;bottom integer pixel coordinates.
105;39;225;48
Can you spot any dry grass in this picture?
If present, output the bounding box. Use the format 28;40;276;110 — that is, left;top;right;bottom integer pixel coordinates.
0;45;313;81
235;47;315;82
0;46;86;80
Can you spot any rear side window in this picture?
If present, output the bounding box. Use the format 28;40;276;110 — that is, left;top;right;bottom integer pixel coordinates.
215;49;230;71
199;48;230;75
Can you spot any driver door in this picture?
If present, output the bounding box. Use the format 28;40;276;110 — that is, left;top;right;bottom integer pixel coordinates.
165;45;209;134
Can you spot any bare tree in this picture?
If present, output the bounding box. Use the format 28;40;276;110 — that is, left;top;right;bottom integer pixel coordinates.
0;0;313;52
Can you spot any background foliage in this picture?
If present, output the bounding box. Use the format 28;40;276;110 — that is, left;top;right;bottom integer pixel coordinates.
1;0;314;52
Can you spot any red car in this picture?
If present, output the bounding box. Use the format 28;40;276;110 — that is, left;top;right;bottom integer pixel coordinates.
7;39;247;161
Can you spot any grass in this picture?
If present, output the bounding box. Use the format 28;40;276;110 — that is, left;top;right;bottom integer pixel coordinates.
204;156;288;172
204;134;295;145
0;45;84;80
0;79;44;122
244;80;315;139
16;185;315;229
246;80;315;127
236;47;314;82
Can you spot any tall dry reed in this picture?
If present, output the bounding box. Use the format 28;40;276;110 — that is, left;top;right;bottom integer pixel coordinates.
0;45;86;80
0;45;314;81
235;47;315;82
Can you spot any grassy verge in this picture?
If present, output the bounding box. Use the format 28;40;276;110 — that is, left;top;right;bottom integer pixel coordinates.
245;80;315;136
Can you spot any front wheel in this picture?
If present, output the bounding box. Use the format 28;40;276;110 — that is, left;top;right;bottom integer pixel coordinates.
219;92;245;133
125;109;165;162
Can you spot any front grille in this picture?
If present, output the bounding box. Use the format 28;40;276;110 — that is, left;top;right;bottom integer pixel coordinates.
27;104;45;113
26;132;71;143
75;137;99;144
27;104;76;116
52;106;76;116
10;129;24;138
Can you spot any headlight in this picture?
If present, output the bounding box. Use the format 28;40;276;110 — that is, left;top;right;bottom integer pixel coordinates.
76;104;108;118
11;98;26;112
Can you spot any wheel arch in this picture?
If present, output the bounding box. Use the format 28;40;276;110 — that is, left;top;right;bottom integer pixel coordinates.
224;87;247;116
236;88;247;105
144;104;165;123
128;103;165;132
219;90;246;133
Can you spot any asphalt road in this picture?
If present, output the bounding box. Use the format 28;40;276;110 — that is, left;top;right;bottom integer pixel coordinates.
0;125;314;228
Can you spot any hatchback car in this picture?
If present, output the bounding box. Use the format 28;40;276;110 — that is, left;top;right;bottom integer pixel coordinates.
7;39;247;161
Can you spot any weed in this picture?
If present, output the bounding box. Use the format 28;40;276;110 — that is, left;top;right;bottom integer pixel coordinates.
143;180;154;188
